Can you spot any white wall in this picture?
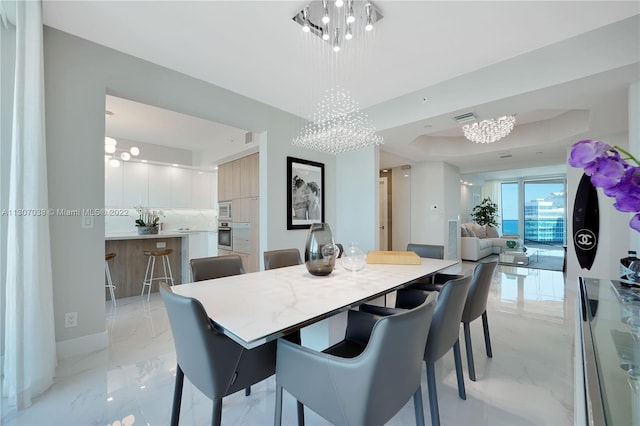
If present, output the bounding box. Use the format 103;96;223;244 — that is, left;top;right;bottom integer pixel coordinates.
391;166;411;251
335;146;378;253
629;81;639;254
43;28;337;354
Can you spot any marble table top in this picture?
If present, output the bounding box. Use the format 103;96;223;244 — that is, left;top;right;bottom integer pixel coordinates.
172;258;458;348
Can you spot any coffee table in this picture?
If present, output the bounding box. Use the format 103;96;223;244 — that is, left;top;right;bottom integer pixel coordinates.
499;247;531;266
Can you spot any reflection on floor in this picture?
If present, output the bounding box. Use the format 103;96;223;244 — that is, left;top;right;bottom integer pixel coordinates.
2;262;575;426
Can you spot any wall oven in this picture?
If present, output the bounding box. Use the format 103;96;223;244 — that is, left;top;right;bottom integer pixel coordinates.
218;221;232;250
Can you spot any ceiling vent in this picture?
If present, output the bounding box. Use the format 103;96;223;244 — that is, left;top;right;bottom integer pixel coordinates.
245;132;254;144
499;153;513;159
453;112;478;124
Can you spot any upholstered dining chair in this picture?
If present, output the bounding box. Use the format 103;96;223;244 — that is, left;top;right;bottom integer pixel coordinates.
159;283;276;426
190;254;245;282
360;276;472;426
189;254;253;396
274;292;437;426
406;243;463;288
461;260;498;381
263;248;302;270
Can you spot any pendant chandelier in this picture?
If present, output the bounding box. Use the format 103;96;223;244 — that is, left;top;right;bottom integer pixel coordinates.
104;137;140;168
292;87;383;155
462;115;516;144
293;0;383;52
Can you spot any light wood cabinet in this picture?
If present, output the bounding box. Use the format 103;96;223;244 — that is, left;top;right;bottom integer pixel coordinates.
240;153;259;198
232;159;242;200
218;162;233;201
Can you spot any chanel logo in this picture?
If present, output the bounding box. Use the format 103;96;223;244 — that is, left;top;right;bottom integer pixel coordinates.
574;229;597;250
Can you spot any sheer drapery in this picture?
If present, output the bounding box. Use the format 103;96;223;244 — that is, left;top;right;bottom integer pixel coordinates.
1;0;57;410
482;180;502;225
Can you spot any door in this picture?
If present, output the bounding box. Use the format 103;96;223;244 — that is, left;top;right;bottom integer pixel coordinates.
379;177;388;250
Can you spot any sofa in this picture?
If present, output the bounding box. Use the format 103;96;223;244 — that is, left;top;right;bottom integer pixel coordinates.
460;222;523;261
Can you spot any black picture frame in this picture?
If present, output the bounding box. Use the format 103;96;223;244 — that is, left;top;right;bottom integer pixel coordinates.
287;156;325;230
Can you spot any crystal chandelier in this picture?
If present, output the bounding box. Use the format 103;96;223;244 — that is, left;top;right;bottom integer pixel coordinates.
462;115;516;144
292;87;383;155
292;0;383;52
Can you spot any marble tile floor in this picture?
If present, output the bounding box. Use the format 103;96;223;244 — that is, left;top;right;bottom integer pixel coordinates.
2;262;575;425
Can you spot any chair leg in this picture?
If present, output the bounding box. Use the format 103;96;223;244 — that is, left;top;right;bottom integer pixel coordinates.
426;361;440;426
297;400;305;426
482;311;493;358
212;398;222;426
170;365;184;426
142;256;152;298
245;386;251;396
275;383;283;426
147;256;156;301
413;385;426;426
105;260;116;307
463;322;476;382
165;254;175;286
453;340;466;400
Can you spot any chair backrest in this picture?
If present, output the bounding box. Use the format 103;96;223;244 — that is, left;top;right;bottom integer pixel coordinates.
424;275;472;362
263;248;302;270
327;292;437;425
461;260;498;323
159;283;242;399
190;255;245;282
407;243;445;259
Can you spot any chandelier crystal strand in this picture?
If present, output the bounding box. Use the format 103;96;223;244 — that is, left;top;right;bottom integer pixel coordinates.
292;87;384;155
462;115;516;144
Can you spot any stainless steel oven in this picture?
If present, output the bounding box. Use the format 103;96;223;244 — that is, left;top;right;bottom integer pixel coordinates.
218;221;232;250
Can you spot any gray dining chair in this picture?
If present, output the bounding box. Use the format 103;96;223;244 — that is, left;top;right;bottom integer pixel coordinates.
360;276;472;426
159;283;276;426
263;248;302;270
190;254;245;282
189;254;253;396
275;292;437;426
406;243;463;287
461;260;498;381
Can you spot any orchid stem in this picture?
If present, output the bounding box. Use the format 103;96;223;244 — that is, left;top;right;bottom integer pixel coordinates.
613;145;640;166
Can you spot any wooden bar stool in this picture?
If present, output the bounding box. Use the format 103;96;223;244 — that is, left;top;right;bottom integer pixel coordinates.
141;248;175;301
105;252;117;307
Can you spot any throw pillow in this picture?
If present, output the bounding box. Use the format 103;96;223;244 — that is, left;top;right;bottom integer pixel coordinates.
474;224;487;238
466;228;477;237
461;226;469;237
486;225;500;238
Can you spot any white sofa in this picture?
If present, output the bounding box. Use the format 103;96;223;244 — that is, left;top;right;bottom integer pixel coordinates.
460;222;523;261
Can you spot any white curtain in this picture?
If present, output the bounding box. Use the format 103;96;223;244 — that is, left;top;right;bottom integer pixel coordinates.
1;0;57;410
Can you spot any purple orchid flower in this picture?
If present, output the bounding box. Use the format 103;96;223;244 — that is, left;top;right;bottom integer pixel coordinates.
568;139;611;169
631;214;640;232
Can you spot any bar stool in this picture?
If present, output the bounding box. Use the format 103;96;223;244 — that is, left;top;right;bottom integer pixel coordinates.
105;252;117;307
141;248;175;301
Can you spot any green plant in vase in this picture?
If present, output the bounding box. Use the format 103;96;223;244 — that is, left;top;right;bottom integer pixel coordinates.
470;197;499;228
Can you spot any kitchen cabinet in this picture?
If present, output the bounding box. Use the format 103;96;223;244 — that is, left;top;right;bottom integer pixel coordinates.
171;167;192;208
218;162;233;202
105;162;123;207
240;153;259;198
191;170;214;209
232;158;242;200
123;162;149;207
148;164;172;207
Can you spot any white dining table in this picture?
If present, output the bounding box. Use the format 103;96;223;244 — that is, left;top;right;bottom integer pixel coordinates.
172;258;458;349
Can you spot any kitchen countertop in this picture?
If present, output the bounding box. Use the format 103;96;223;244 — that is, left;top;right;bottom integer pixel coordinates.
105;229;216;240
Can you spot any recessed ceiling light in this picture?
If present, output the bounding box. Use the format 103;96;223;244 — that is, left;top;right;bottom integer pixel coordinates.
422;97;428;103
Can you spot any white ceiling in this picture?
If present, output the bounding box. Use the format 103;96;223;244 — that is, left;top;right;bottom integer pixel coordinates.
43;1;640;181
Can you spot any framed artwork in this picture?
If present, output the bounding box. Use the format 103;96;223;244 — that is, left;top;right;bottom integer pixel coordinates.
287;156;325;230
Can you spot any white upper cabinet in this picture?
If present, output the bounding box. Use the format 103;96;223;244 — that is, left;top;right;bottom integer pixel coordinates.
123;162;148;207
191;170;214;209
104;161;123;207
148;164;172;207
171;167;192;208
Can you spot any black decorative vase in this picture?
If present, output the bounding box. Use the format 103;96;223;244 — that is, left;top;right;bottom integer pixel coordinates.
305;223;337;276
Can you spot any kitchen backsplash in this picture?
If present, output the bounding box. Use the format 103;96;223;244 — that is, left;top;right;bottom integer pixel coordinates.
105;208;218;233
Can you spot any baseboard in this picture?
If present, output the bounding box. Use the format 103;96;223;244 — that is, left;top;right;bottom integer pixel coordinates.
56;331;108;360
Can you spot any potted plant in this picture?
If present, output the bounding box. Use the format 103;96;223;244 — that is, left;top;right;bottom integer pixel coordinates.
470;197;499;228
134;206;163;235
